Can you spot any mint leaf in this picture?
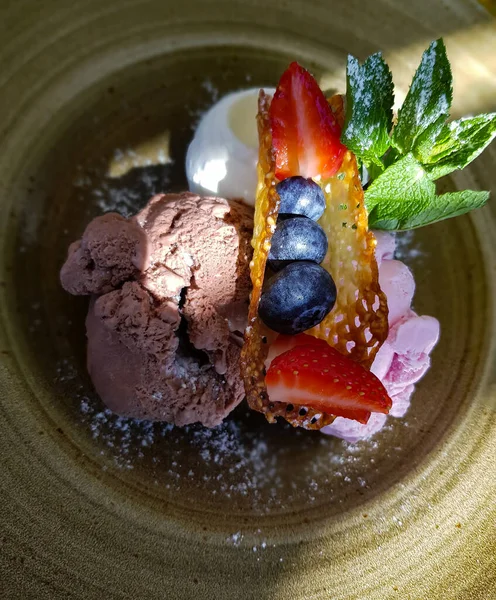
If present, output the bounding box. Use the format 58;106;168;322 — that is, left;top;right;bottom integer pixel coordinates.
365;154;435;229
423;113;496;179
364;154;489;230
410;190;489;227
392;39;452;156
337;39;494;231
341;53;394;168
409;113;447;163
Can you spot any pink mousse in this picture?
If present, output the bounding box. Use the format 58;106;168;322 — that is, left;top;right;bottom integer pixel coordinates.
321;232;440;442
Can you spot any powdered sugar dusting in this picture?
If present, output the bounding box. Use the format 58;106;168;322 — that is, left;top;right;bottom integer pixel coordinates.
397;39;452;138
73;160;173;217
188;78;222;132
202;79;219;103
411;40;449;128
344;53;393;152
59;381;408;512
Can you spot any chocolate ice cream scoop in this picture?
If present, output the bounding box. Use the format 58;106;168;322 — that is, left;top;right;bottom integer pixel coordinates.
60;212;149;295
61;192;253;427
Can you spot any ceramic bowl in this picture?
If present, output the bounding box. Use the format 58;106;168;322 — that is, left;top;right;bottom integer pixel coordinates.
1;1;495;598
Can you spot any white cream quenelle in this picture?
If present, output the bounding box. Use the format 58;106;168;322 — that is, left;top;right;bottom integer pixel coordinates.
186;88;275;205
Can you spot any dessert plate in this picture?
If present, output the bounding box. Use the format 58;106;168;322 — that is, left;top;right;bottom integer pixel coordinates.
0;0;495;598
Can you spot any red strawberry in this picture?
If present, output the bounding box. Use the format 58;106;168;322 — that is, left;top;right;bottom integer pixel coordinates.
265;342;392;423
269;62;346;180
265;333;328;368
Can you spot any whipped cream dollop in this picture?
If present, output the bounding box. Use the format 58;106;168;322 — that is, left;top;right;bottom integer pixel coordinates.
186;88;275;205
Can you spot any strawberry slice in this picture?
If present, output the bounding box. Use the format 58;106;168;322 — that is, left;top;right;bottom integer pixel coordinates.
266;335;371;422
265;336;373;422
265;333;328;367
269;62;346;180
266;342;392;423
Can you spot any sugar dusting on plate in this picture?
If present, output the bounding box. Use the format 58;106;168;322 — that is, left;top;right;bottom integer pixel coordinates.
73;160;174;217
66;379;397;506
53;353;425;554
394;230;425;262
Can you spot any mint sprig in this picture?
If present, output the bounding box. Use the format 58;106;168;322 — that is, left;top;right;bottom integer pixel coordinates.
341;38;494;231
391;39;452;157
424;114;496;180
342;53;394;169
365;154;489;230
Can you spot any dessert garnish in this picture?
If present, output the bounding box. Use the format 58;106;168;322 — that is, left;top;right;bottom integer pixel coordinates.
240;65;388;430
267;212;328;272
344;39;496;230
265;334;391;424
240;39;496;430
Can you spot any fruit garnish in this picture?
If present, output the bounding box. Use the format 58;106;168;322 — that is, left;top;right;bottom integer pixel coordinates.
276;176;326;220
258;262;336;335
262;174;332;332
265;333;329;367
269;62;346;180
266;342;391;424
240;69;388;429
267;216;328;271
240;91;336;429
241;41;495;430
343;39;496;230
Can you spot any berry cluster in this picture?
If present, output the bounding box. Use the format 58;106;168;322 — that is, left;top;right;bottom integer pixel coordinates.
259;176;336;335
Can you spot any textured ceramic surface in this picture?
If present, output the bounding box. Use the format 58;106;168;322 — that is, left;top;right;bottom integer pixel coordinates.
1;1;495;598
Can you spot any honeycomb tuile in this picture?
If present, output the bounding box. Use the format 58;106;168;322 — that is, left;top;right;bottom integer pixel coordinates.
240;92;388;430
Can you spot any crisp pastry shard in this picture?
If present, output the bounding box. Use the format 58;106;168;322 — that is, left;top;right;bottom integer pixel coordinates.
240;92;388;429
308;95;389;369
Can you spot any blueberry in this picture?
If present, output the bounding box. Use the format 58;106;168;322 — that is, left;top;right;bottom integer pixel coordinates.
268;217;328;271
276;176;326;221
259;262;337;335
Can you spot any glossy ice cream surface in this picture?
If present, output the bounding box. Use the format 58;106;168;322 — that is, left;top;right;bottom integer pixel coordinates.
186;88;274;205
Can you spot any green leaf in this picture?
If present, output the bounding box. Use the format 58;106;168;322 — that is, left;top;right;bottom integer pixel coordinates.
407;189;490;228
341;53;394;168
365;154;435;229
392;39;452;156
410;113;447;163
364;154;489;230
423;113;496;179
336;39;494;231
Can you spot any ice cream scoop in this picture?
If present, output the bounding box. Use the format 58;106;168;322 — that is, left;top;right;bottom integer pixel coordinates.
186;88;274;204
61;193;253;427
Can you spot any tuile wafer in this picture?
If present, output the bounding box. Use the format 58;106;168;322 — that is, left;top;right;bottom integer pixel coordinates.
240;91;388;430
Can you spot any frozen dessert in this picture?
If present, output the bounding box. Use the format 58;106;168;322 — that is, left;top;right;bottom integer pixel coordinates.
186;88;274;204
62;39;495;440
61;193;253;427
320;232;440;442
